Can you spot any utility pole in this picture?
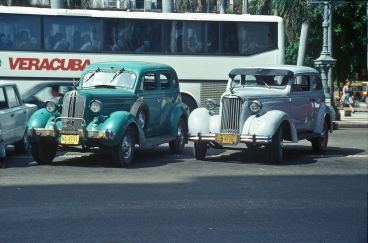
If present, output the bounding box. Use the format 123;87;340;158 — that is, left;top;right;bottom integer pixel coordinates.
308;0;346;121
51;0;64;8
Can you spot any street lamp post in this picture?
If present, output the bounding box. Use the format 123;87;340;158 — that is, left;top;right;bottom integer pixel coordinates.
308;0;346;121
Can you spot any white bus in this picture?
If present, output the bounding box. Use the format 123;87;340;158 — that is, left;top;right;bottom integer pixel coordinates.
0;6;284;112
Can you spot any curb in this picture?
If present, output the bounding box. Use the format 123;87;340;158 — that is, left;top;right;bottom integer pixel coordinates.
334;123;368;128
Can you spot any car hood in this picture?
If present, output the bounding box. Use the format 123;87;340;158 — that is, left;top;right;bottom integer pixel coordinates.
65;88;137;114
223;87;289;100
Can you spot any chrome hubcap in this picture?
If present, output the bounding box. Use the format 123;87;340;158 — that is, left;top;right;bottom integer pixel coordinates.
138;111;146;129
121;135;132;159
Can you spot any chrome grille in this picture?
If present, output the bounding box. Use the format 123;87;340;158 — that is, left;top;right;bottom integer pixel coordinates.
220;96;243;134
62;91;86;130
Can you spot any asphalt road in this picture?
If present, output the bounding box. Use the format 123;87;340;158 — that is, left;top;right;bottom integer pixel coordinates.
0;128;367;243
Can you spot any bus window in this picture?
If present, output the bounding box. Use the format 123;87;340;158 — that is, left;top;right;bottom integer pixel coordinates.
44;16;103;51
0;14;41;50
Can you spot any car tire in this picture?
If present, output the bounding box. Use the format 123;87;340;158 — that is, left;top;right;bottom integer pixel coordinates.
112;128;135;167
269;126;283;164
311;121;329;153
31;140;57;165
194;142;207;160
14;131;30;154
169;118;186;154
181;95;197;115
130;101;149;133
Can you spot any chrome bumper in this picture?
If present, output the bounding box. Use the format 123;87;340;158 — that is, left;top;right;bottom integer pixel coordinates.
28;116;116;141
188;133;272;144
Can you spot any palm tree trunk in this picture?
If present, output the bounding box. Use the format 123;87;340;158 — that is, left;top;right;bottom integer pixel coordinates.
162;0;174;13
51;0;65;8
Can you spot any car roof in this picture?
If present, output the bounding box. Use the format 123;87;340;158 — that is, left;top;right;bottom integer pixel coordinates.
229;65;319;76
0;80;16;86
84;61;175;74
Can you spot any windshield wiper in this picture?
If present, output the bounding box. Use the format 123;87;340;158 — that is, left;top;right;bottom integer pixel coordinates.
110;68;125;83
259;77;270;89
83;67;100;83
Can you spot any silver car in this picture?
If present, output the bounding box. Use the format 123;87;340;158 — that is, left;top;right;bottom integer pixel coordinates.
0;81;37;154
188;65;333;164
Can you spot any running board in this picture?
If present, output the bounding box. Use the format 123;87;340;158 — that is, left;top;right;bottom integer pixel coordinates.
147;134;176;147
297;132;322;141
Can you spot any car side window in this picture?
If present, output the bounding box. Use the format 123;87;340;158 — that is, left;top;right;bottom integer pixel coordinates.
291;75;310;92
0;88;7;109
140;73;156;91
6;86;21;108
312;75;323;90
160;73;170;90
172;74;178;89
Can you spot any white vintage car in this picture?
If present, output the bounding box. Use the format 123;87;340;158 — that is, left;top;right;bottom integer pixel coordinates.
188;65;333;164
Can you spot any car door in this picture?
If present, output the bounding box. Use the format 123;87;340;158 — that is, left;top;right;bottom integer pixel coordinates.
136;72;161;137
5;86;28;141
289;74;314;132
159;72;180;134
0;87;14;143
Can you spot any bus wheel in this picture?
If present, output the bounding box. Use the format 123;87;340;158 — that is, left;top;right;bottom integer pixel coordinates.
130;102;149;133
194;142;207;160
14;131;30;154
182;95;197;114
311;121;329;153
112;128;135;167
31;140;57;165
169;118;186;154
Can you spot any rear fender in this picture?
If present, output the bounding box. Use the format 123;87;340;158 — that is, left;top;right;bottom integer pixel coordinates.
169;104;189;136
314;104;332;133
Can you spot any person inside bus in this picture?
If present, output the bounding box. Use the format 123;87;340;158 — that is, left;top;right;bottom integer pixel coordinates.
135;37;150;52
54;38;70;50
187;36;203;53
241;37;267;54
0;34;12;48
49;32;63;49
112;40;123;51
80;34;95;51
17;30;32;49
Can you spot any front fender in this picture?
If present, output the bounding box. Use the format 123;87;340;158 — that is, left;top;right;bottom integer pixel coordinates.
188;108;220;135
314;104;332;134
27;109;58;142
242;110;298;142
90;111;143;146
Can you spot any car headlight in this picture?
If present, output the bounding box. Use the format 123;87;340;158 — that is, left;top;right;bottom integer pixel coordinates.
45;100;58;113
249;100;262;113
205;99;217;110
90;100;102;113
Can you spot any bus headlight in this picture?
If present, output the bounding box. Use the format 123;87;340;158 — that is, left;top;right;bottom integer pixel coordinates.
90;100;102;113
205;99;217;110
45;100;58;113
249;100;262;113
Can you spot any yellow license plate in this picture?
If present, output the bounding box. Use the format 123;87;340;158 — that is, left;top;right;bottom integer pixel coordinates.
61;135;79;145
215;133;239;145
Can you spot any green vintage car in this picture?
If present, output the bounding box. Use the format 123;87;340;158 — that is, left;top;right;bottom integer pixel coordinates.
27;61;188;167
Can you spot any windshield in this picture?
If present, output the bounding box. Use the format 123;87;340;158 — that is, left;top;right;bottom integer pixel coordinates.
82;70;137;90
230;74;289;90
